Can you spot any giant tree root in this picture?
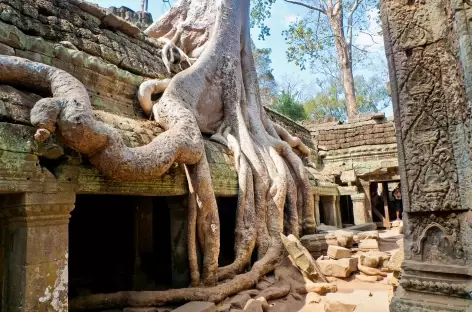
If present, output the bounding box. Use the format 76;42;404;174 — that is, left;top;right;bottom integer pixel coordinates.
69;248;282;310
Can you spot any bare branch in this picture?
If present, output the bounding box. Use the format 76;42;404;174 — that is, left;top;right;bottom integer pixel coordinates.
284;0;327;14
346;0;361;48
357;30;380;44
351;44;370;53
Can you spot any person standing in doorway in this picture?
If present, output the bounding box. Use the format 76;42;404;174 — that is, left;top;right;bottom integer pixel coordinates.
393;183;402;220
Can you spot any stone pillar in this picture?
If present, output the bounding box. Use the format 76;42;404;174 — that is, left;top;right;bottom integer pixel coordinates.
382;0;472;308
334;196;342;228
350;193;367;225
359;180;373;222
1;192;75;312
381;182;391;229
167;196;189;288
314;194;320;226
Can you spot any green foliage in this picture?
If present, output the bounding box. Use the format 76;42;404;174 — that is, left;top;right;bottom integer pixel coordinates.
272;90;308;121
304;75;390;121
250;0;277;40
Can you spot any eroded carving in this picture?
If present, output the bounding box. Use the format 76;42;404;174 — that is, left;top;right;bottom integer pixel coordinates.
407;213;464;265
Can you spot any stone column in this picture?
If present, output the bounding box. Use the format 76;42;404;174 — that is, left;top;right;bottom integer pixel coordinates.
167;196;189;288
382;0;472;308
381;182;391;229
334;196;342;228
350;193;367;225
314;194;320;226
359;180;373;222
1;192;75;312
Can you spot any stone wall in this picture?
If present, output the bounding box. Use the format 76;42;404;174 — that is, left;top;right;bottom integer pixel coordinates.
0;0;172;119
304;115;397;152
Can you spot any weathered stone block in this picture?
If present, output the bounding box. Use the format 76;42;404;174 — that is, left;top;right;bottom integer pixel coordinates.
300;234;329;252
334;230;354;248
359;239;379;251
327;245;351;259
317;257;358;278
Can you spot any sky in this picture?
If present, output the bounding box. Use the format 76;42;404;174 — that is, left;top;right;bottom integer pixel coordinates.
91;0;392;117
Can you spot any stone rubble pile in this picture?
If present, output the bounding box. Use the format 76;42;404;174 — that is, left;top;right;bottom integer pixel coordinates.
164;227;403;312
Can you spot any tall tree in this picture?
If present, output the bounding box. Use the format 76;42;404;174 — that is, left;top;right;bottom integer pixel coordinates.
304;74;390;121
251;0;379;120
251;39;278;105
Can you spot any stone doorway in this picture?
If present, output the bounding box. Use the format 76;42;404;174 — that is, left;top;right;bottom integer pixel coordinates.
216;197;237;267
69;195;176;299
339;195;354;226
69;195;137;298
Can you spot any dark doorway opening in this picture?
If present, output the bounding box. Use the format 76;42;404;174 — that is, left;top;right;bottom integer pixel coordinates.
340;195;354;226
69;195;136;297
216;197;237;267
319;199;326;225
69;195;173;299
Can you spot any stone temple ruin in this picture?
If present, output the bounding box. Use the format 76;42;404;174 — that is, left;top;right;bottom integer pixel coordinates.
0;0;470;311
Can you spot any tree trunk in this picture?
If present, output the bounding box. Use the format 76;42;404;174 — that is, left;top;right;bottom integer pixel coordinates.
329;13;358;121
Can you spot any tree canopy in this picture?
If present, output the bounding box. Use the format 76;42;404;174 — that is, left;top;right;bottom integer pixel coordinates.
250;0;384;120
304;74;390;121
272;90;308;121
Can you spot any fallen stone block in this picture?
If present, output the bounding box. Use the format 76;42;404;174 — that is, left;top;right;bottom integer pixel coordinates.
358;264;387;277
317;257;358;278
355;274;382;283
327;245;351;259
243;297;268;312
324;232;340;246
230;294;252;310
172;302;216;312
305;282;338;295
354;230;379;243
359;254;379;268
358;239;379;251
334;230;354;248
281;233;328;282
300;233;329;252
